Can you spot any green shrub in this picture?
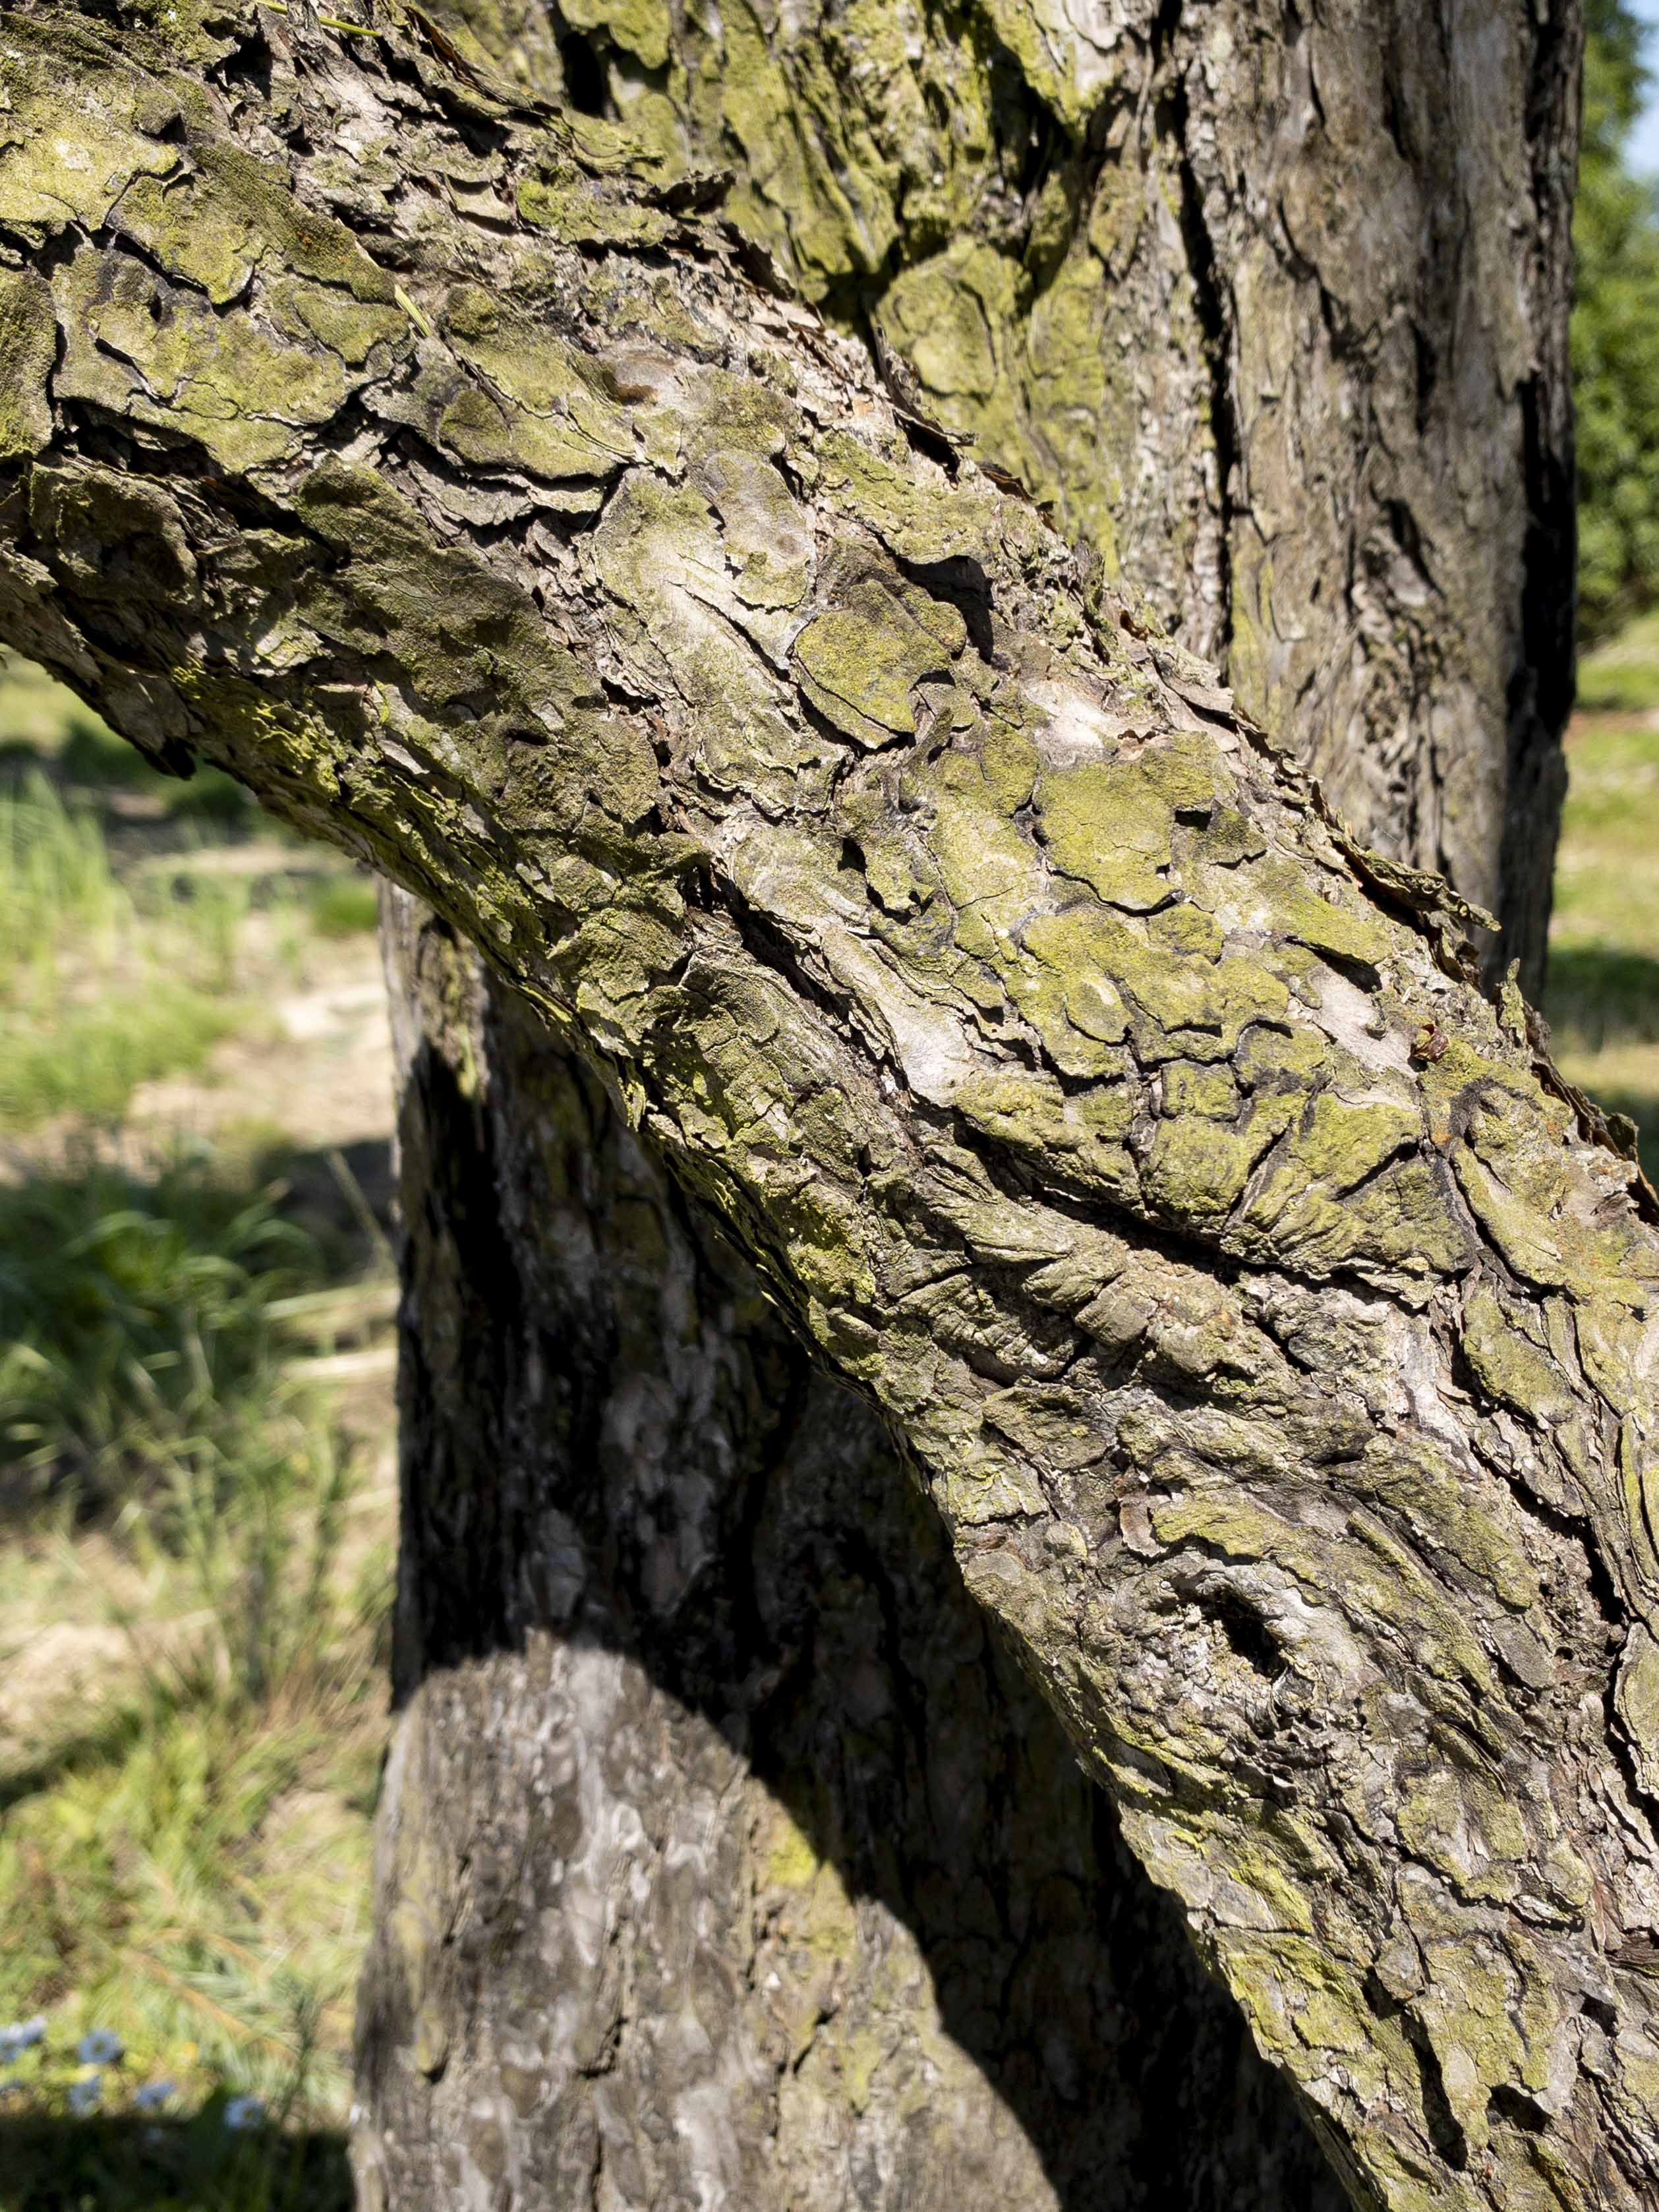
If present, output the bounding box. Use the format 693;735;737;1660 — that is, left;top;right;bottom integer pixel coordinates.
1575;1;1659;645
0;1161;328;1505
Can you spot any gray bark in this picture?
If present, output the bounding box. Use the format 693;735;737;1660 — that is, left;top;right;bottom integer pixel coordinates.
3;11;1654;2210
357;887;1343;2210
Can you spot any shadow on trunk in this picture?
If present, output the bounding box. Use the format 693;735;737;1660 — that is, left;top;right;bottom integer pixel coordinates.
352;898;1347;2212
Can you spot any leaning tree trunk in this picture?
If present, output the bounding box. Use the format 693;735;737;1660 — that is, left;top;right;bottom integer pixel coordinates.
7;10;1659;2211
351;3;1581;2203
357;885;1342;2209
471;0;1579;993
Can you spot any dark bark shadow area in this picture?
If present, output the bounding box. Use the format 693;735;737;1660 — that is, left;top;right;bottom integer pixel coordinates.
355;916;1348;2212
0;2114;351;2210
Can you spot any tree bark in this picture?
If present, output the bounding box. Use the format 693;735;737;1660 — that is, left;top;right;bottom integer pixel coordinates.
356;6;1581;2203
3;11;1655;2209
358;884;1343;2209
523;0;1579;989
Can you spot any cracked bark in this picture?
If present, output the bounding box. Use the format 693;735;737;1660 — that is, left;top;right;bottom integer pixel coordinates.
360;885;1341;2208
2;8;1653;2211
356;6;1364;2203
521;0;1579;993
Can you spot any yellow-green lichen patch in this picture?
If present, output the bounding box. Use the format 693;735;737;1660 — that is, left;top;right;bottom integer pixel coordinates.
436;382;630;488
1351;1432;1541;1616
1162;1061;1241;1120
51;250;359;472
1097;912;1291;1062
1233;1090;1470;1278
792;577;957;746
1219;852;1395;972
1403;1920;1527;2159
516;166;675;248
1034;722;1234;912
187;137;395;303
1395;1763;1530;1904
0;268;56;460
1449;1086;1633;1298
1460;1285;1585;1432
879;243;1006;401
813;428;1013;569
293;459;659;839
0;77;177;233
109;169;257;303
269;281;407;368
716;0;900;291
557;0;672;69
950;1070;1138;1202
1037;754;1178;910
1141;1115;1265;1221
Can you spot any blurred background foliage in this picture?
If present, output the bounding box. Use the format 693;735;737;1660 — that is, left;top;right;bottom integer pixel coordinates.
0;660;391;2208
1575;0;1659;642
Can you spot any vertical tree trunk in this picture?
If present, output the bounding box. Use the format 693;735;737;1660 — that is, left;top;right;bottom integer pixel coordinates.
355;890;1345;2211
552;0;1578;990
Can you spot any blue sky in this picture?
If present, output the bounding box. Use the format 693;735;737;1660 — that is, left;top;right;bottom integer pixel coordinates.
1631;0;1659;171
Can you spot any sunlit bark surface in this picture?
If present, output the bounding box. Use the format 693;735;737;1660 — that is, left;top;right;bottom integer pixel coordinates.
448;0;1580;987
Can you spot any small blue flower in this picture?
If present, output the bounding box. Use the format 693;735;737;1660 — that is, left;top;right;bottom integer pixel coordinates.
0;2018;46;2061
66;2076;102;2116
132;2078;176;2111
223;2093;266;2131
76;2029;124;2067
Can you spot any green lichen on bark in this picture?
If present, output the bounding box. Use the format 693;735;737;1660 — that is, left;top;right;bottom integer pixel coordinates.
513;0;1576;991
0;9;1646;2209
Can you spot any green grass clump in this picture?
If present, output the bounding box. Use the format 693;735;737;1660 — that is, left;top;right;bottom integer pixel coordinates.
0;1161;329;1509
1575;606;1659;714
305;874;380;939
0;777;247;1132
1545;682;1659;1181
0;1155;393;2186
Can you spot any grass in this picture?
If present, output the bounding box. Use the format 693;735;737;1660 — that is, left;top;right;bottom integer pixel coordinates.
1575;606;1659;715
0;1155;392;2209
1544;622;1659;1171
304;875;380;941
0;776;248;1134
0;658;395;2209
0;1160;331;1505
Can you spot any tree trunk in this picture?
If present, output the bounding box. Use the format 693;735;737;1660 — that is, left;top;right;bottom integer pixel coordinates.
357;884;1343;2209
351;5;1581;2203
6;11;1658;2209
523;0;1579;990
